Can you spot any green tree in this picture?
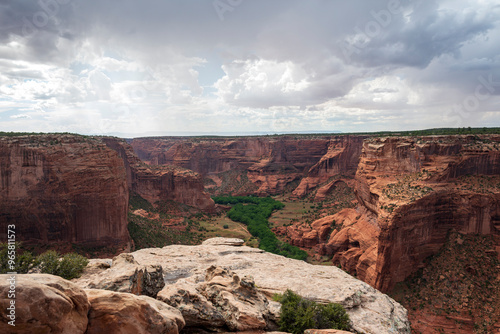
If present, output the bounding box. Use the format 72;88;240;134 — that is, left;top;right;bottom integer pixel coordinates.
277;290;350;334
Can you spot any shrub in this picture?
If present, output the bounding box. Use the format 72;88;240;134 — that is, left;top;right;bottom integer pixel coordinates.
0;244;88;279
223;224;229;229
35;250;88;279
0;242;34;274
35;250;60;275
277;289;350;334
57;253;89;279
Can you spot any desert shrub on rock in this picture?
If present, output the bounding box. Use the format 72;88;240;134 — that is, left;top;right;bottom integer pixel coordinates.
0;242;34;273
36;250;89;279
276;289;350;334
0;243;88;279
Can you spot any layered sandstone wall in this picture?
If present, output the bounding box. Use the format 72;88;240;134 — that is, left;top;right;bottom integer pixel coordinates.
103;138;215;213
0;135;130;248
131;135;365;195
343;135;500;291
281;135;500;293
292;136;365;197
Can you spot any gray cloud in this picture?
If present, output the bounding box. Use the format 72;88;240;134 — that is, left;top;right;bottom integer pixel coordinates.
0;0;499;135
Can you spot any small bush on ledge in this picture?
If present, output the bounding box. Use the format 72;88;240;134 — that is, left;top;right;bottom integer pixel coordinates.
276;289;351;334
0;243;88;280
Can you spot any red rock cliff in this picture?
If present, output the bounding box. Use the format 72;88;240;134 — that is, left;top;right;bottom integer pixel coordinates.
131;136;365;196
335;135;500;292
0;135;130;249
102;138;215;213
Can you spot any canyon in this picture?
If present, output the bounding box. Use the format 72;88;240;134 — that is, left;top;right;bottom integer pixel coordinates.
2;132;500;332
130;134;500;292
132;133;500;333
281;135;500;291
0;134;214;251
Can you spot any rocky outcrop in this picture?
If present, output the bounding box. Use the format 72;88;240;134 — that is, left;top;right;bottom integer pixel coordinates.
158;265;278;331
323;135;500;292
130;136;365;196
74;238;411;334
0;135;130;249
85;289;185;334
78;253;165;298
103;137;215;213
0;274;90;334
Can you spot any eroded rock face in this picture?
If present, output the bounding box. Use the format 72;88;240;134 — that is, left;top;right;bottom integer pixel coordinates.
0;135;130;249
158;266;278;331
103;137;215;213
74;239;411;334
292;136;365;198
327;135;500;292
85;289;185;334
77;253;165;298
0;274;90;334
130;136;365;196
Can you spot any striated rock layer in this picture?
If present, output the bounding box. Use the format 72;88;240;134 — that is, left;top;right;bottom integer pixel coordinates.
103;138;215;213
0;135;130;249
130;136;365;196
300;135;500;293
0;134;215;249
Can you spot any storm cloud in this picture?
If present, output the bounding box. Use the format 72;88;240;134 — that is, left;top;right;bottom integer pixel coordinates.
0;0;499;135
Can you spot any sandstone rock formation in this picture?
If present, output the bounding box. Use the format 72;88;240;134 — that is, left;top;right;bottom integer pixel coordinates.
74;238;411;334
291;135;500;293
292;136;365;198
81;252;165;298
103;137;215;213
130;136;365;196
0;274;90;334
85;289;185;334
158;265;278;331
0;134;216;249
0;135;130;249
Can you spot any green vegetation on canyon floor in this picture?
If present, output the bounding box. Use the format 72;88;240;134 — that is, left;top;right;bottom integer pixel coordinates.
213;196;308;260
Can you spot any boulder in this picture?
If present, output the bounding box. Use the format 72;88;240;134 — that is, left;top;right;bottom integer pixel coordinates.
85;289;185;334
76;253;165;298
0;274;90;334
158;266;278;331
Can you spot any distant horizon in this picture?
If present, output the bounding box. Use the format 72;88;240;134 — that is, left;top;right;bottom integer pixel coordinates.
3;126;500;139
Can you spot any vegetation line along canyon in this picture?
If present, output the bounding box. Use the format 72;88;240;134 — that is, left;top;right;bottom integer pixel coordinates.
1;128;500;333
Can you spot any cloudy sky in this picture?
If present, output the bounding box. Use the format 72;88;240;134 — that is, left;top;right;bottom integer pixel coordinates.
1;0;499;136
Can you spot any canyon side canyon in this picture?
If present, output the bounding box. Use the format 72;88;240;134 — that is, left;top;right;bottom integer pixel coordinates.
0;134;214;252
